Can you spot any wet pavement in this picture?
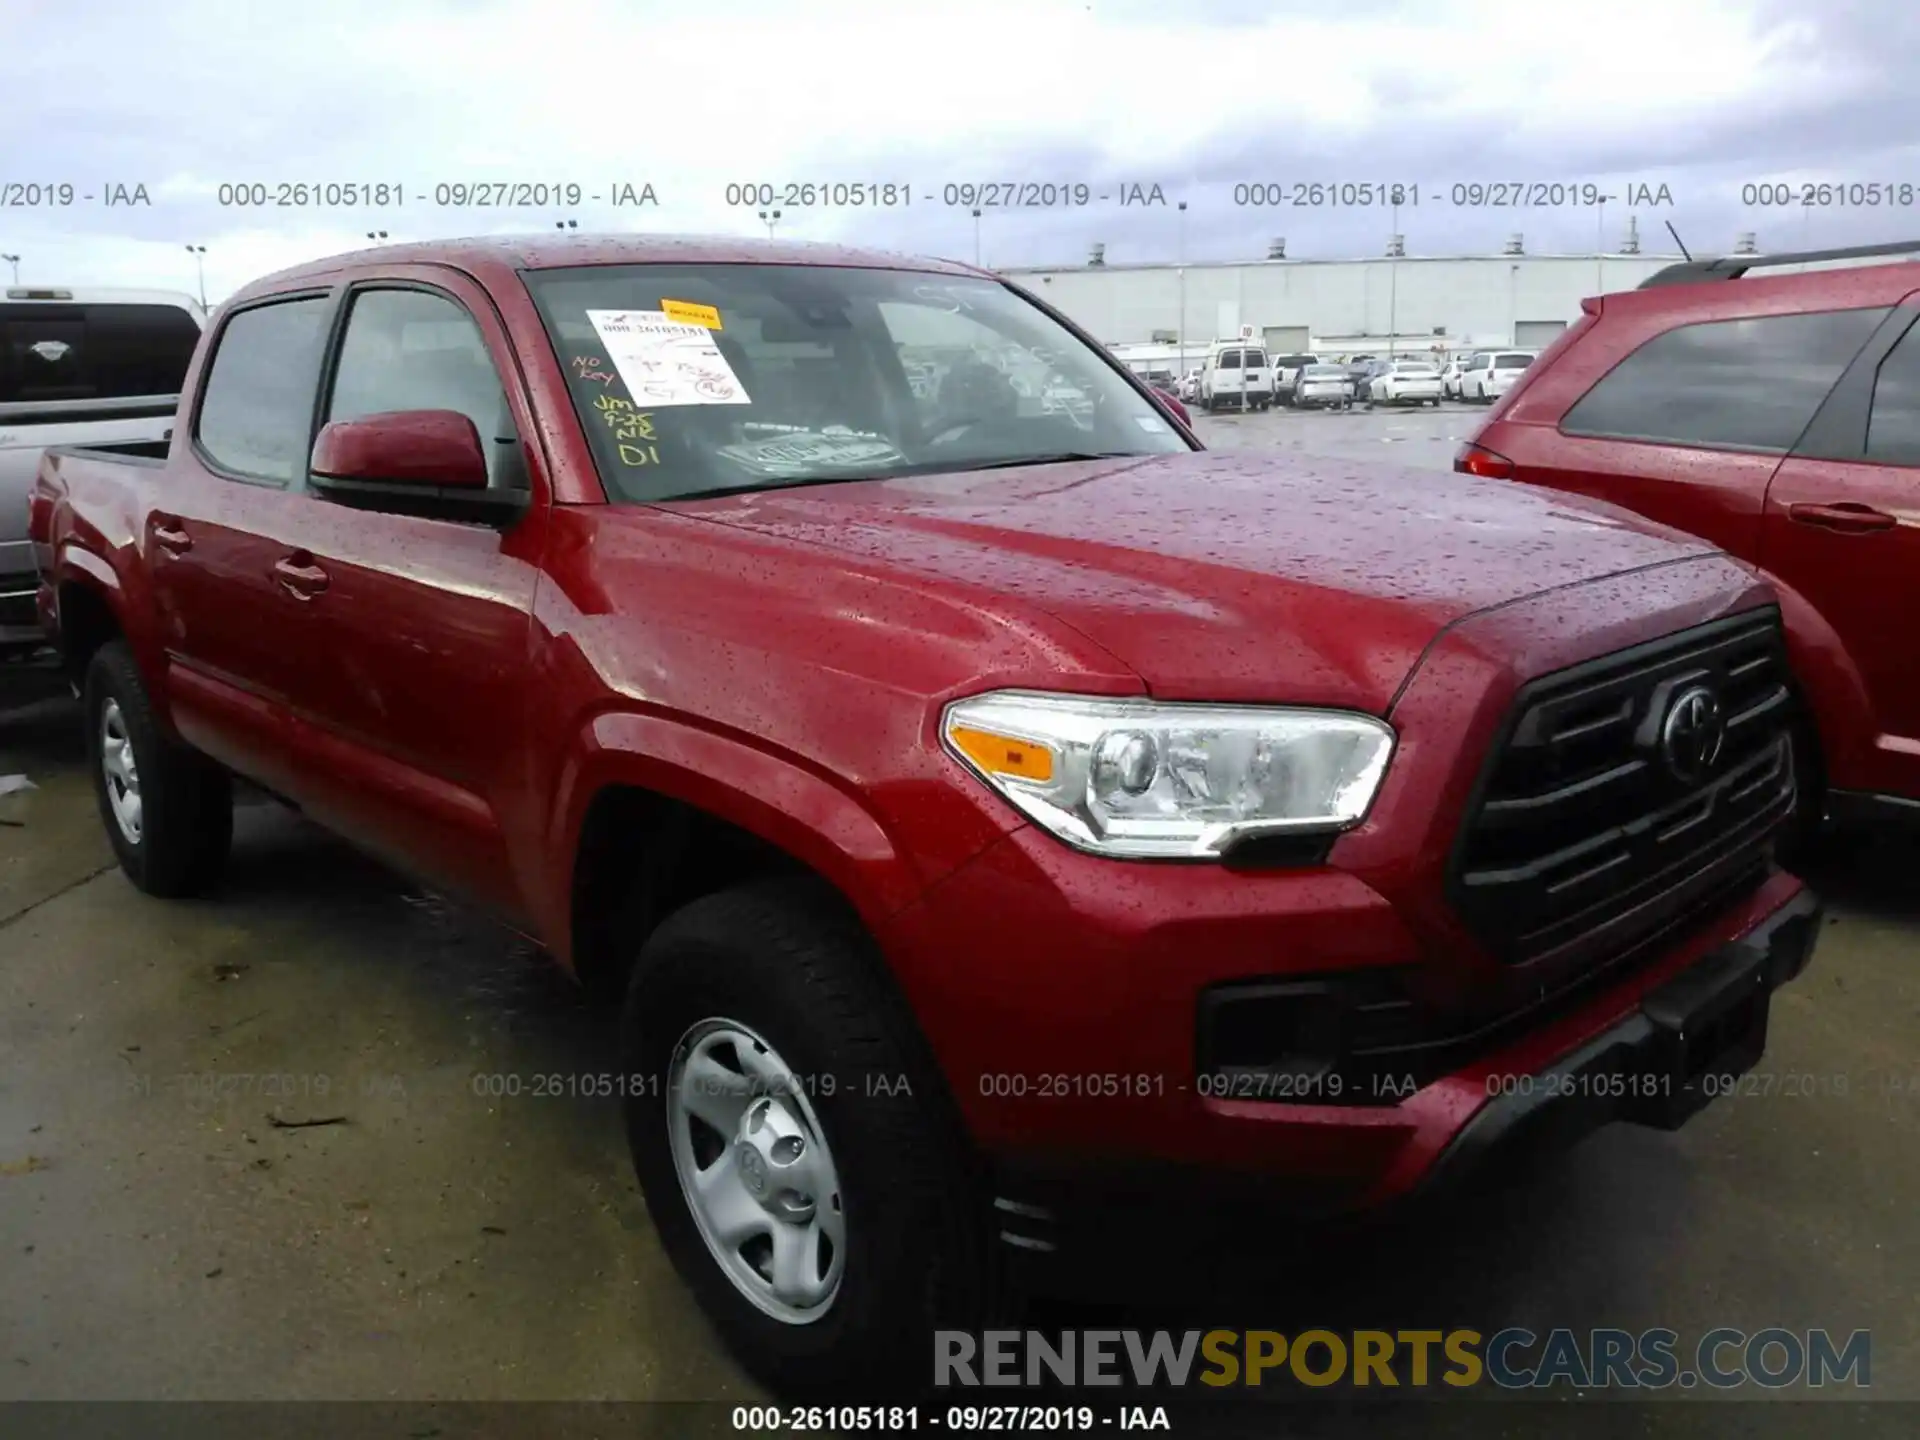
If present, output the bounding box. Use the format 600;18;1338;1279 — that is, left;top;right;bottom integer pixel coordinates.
1;406;1916;1430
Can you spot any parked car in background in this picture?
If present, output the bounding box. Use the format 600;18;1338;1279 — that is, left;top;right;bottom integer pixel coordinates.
29;232;1821;1397
1457;242;1920;837
1366;359;1444;407
1462;349;1537;403
1292;362;1354;409
1;286;206;655
1270;353;1320;405
1199;343;1273;412
1440;353;1478;399
1176;369;1203;403
1143;368;1176;392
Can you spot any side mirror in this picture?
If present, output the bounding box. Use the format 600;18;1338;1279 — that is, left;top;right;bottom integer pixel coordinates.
1152;387;1191;428
309;409;526;527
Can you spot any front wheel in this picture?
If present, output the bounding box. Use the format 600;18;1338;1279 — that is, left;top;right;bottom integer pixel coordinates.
84;640;232;897
622;879;997;1397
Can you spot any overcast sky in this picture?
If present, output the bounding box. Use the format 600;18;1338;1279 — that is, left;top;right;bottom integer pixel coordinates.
5;0;1918;300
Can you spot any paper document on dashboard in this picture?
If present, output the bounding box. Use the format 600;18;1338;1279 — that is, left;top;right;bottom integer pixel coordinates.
585;309;751;406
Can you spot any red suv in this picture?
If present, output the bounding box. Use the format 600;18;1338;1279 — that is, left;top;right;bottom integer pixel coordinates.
1459;241;1920;835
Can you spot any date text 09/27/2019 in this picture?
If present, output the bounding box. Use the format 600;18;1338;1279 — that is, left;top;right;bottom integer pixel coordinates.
1229;181;1675;208
721;182;1174;208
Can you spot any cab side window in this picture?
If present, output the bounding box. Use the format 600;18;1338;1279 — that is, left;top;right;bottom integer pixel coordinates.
1866;320;1920;465
324;288;527;489
195;296;331;485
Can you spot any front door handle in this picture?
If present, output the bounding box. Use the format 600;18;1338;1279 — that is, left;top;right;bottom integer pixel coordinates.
152;515;193;555
272;551;330;600
1787;502;1897;534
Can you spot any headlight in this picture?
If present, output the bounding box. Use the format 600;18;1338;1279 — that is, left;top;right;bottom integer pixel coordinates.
942;691;1395;859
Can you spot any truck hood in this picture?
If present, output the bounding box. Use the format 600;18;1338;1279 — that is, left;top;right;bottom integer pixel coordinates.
665;451;1721;711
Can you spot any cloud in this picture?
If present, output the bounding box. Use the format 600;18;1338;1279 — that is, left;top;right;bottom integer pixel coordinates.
3;0;1917;297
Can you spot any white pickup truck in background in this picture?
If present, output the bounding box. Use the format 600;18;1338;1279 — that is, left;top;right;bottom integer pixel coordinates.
1;286;205;656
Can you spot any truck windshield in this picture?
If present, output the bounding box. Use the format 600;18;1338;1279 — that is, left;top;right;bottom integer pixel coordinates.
522;263;1192;503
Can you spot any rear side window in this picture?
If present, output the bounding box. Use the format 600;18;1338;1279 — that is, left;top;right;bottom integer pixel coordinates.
1561;308;1890;453
1218;351;1241;369
1249;352;1270;369
1495;354;1532;369
1866;320;1920;464
1;302;201;403
195;296;331;483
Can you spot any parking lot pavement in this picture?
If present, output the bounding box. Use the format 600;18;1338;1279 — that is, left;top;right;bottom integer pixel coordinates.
1;408;1916;1419
1190;397;1484;469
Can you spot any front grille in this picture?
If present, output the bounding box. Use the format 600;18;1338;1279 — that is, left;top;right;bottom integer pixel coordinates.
1448;609;1796;968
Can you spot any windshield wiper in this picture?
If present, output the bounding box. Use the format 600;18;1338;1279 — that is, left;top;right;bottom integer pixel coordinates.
663;452;1144;502
878;451;1142;478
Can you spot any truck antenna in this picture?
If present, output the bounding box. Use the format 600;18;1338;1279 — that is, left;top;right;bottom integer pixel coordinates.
1664;220;1692;262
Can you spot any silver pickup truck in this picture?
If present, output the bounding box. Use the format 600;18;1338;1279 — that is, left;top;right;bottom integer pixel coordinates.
2;286;204;654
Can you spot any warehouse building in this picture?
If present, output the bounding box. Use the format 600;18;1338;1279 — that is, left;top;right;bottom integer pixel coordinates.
1000;225;1710;378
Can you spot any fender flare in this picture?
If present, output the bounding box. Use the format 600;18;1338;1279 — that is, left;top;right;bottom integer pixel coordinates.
539;708;921;968
52;543;165;685
1756;567;1879;793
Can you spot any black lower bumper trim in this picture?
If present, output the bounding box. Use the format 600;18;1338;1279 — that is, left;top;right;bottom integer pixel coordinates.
1415;887;1824;1200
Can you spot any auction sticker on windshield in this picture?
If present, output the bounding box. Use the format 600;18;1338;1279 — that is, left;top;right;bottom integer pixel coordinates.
585;309;750;406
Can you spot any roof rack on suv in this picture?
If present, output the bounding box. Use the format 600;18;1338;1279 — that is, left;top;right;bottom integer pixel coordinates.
1638;238;1920;288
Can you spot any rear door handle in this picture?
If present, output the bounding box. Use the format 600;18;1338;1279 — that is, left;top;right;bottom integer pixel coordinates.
152;515;193;555
1787;502;1897;534
272;551;330;600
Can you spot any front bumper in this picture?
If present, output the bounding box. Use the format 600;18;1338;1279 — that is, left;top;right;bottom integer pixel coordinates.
1408;885;1821;1202
882;824;1817;1231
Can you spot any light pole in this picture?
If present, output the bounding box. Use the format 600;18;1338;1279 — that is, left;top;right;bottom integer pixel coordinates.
1386;204;1398;359
184;245;207;309
971;207;982;266
1595;200;1606;292
1176;200;1187;375
757;208;782;239
1;253;18;285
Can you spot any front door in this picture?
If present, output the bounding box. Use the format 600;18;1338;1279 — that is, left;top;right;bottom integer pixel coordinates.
268;274;548;916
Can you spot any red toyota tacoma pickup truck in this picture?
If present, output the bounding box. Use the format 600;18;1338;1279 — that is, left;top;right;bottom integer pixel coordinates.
29;235;1821;1395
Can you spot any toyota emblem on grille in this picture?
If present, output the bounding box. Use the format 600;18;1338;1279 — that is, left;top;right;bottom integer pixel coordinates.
1661;685;1726;782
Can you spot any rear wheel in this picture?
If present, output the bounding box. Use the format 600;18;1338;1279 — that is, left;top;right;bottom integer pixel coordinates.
84;640;232;897
621;878;997;1398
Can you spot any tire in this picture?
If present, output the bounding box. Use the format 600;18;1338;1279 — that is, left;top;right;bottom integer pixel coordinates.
84;640;232;897
621;878;997;1398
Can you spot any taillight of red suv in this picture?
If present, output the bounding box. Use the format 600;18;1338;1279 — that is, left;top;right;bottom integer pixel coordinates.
1454;442;1515;479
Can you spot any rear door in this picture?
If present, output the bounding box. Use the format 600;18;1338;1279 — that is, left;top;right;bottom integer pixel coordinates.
1507;306;1894;558
268;272;548;914
1762;293;1920;800
1244;348;1272;397
1214;348;1243;400
154;292;337;793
